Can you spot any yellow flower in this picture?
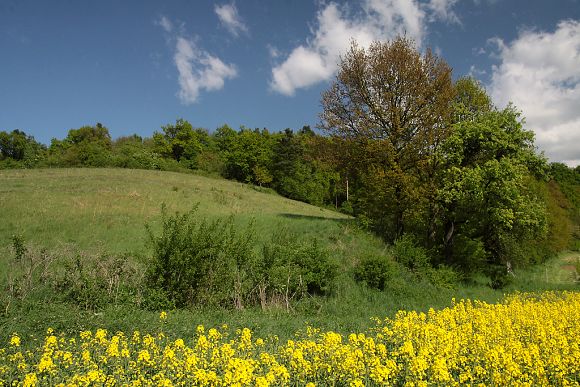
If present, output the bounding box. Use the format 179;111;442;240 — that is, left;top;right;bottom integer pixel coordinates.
138;349;151;364
0;291;577;386
159;311;168;321
23;372;38;387
80;330;92;340
10;334;20;347
37;353;54;373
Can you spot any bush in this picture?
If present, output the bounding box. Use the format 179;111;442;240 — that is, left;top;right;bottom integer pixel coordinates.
423;265;462;289
53;253;144;311
488;264;514;289
145;205;256;309
2;236;144;312
339;201;353;215
3;236;55;308
353;254;399;290
392;234;430;272
257;231;337;308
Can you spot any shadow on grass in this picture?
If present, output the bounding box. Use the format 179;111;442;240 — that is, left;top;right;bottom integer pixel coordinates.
278;213;353;223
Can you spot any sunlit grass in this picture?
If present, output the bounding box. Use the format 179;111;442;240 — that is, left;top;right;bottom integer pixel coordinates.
0;168;349;254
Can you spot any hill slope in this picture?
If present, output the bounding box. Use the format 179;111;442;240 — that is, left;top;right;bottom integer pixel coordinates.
0;168;350;254
0;168;577;342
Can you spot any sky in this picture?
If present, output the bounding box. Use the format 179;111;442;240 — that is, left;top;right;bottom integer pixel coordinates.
1;0;579;165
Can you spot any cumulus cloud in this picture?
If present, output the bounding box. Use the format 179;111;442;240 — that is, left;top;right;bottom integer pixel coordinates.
270;0;458;96
174;37;237;104
156;17;238;104
215;3;248;37
489;20;580;166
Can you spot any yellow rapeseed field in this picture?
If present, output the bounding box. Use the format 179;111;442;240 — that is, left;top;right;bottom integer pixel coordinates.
1;292;578;386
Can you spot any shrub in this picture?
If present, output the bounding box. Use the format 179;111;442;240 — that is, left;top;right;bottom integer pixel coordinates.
488;264;514;289
258;231;337;308
392;234;430;272
53;253;144;311
353;254;399;290
145;205;256;309
2;236;144;312
423;265;462;289
2;236;56;310
391;235;461;289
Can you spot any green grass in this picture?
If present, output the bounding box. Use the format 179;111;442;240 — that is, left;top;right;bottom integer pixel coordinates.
0;168;349;254
0;168;577;344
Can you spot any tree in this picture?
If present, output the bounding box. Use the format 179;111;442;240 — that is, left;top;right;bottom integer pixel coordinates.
320;37;455;239
437;105;548;282
153;119;205;165
66;123;112;148
271;128;338;205
220;127;275;184
452;76;493;123
0;129;46;165
48;123;113;167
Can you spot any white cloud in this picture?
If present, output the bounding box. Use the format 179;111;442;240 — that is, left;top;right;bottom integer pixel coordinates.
468;64;487;78
157;16;173;33
489;20;580;166
270;0;459;96
427;0;460;25
174;37;237;104
215;3;248;37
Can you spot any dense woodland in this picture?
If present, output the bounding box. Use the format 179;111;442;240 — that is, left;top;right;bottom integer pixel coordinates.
1;37;579;290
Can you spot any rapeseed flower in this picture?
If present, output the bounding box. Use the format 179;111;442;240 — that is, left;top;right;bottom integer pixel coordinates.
0;291;577;385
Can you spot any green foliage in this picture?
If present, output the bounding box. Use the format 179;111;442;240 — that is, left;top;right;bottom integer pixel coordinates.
549;162;580;247
353;254;399;290
392;234;430;273
3;237;144;312
270;129;340;206
259;231;337;306
195;149;225;176
391;234;461;288
1;168;579;345
488;264;514;290
153;119;203;163
221;127;275;184
11;234;26;262
47;123;113;167
452;76;493;123
252;164;273;187
437;106;548;275
321;37;455;242
144;205;339;310
423;265;462;290
0;129;46;167
145;205;256;308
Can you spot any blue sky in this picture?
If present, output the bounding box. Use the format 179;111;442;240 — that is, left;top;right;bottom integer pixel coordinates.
1;0;579;165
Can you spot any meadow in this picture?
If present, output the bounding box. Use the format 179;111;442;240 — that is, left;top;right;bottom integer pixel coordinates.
2;292;578;386
0;168;578;385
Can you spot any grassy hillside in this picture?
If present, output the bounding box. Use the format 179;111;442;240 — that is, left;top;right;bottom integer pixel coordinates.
0;168;577;343
0;168;349;254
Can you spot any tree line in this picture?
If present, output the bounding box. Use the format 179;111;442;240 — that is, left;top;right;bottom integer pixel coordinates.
0;121;343;207
1;36;578;287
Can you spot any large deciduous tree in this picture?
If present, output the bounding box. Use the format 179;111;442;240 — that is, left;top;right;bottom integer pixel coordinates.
437;103;548;280
320;37;454;240
152;119;208;167
48;123;113;167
